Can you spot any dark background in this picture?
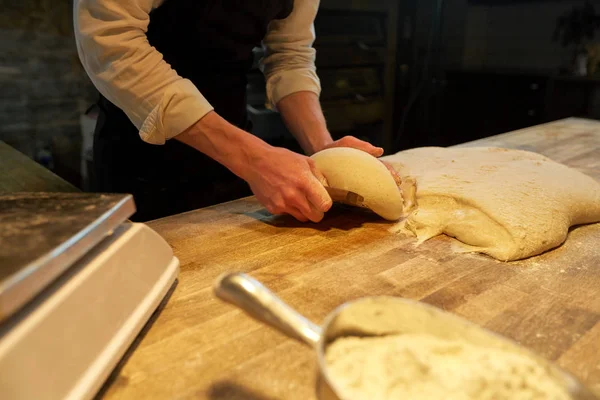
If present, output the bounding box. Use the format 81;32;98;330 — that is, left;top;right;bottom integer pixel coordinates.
1;0;599;191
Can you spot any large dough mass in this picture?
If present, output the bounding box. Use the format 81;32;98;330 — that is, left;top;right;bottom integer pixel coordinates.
382;147;600;261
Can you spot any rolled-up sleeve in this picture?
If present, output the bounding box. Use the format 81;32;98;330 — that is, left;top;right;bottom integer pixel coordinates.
74;0;213;145
260;0;321;111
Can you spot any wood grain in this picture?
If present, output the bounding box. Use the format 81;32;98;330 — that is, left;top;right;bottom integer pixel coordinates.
0;141;77;193
100;118;600;399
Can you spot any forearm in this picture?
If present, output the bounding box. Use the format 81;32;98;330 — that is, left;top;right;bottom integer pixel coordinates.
277;91;333;155
175;111;271;179
75;0;213;145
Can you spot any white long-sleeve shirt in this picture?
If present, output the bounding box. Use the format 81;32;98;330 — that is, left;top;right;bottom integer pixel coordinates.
73;0;321;145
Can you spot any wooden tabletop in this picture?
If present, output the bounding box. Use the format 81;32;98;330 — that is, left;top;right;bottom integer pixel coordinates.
0;141;77;193
100;118;600;399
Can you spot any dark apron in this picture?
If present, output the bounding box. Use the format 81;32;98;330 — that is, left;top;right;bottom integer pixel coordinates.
93;0;294;221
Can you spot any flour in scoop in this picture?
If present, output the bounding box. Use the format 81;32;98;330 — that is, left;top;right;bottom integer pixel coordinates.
325;333;571;400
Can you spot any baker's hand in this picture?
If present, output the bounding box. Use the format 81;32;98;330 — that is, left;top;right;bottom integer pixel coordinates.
320;135;384;157
319;136;402;186
243;146;333;223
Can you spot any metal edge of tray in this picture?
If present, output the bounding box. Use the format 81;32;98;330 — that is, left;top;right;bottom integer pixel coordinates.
0;194;136;324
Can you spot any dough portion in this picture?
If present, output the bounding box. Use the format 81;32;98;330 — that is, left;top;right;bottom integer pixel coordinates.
311;147;410;220
325;333;571;400
382;147;600;261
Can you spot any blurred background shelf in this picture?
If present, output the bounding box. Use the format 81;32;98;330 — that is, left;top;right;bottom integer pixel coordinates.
1;0;598;190
246;0;399;151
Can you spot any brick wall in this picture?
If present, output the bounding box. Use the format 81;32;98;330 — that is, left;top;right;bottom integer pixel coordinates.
0;0;98;187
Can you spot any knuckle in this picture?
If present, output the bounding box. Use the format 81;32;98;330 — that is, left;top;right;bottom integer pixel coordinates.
266;200;285;215
281;187;297;202
296;178;309;191
273;199;286;213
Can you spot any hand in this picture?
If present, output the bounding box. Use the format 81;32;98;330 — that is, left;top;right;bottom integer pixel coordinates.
175;112;332;222
275;94;401;188
319;136;402;186
320;135;384;157
242;146;333;223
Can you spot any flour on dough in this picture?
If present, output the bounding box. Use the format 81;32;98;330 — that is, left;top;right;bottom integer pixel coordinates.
382;147;600;261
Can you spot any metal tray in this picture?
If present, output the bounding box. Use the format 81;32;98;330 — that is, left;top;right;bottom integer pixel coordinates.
0;192;135;323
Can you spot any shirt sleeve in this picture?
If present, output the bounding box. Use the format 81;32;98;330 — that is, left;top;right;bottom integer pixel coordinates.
260;0;322;111
73;0;213;145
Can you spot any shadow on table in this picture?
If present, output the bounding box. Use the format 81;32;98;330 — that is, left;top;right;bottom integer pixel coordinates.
239;204;391;232
207;381;280;400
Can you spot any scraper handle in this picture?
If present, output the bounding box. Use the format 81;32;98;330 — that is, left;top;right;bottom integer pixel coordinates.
214;272;322;349
325;187;367;208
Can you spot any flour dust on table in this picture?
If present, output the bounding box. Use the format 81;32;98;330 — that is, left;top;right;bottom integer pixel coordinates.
382;147;600;261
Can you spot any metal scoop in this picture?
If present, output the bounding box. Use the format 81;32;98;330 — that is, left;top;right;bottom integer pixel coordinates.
214;272;597;400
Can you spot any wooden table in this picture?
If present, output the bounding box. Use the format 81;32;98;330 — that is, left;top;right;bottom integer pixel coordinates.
0;141;77;193
99;118;600;399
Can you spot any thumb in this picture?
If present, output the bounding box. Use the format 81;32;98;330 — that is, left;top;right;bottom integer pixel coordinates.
308;159;329;187
306;174;333;213
306;159;332;212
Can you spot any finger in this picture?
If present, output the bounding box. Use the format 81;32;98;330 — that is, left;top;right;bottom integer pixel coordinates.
291;191;326;223
334;136;384;157
300;198;325;223
306;202;325;223
372;147;385;157
280;187;314;222
283;181;326;223
286;206;309;222
303;174;333;215
265;194;286;215
308;159;329;186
